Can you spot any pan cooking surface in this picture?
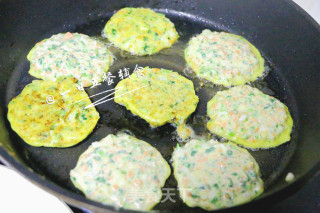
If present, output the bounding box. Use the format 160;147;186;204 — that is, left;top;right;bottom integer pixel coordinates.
5;10;298;210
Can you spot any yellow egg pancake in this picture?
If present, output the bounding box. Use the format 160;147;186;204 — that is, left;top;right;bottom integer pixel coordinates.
172;139;264;210
7;77;99;147
27;32;113;87
114;67;199;139
70;134;170;211
207;85;293;149
103;7;179;55
185;29;265;86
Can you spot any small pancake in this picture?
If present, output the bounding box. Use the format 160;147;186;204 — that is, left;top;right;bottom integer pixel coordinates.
27;32;113;87
185;29;264;86
103;7;179;55
114;67;199;138
7;77;99;147
172;139;264;210
207;85;293;149
70;134;171;211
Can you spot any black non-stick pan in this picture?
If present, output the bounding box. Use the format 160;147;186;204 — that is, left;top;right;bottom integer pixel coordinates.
1;0;320;212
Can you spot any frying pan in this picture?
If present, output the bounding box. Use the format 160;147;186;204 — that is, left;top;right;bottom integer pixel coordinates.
1;0;320;212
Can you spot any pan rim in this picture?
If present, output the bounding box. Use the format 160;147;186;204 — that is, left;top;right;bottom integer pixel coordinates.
1;147;320;212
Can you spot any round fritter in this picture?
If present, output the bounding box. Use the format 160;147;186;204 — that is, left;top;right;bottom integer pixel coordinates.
207;85;293;149
70;134;171;211
172;139;263;210
114;67;199;130
185;30;264;86
7;78;99;147
27;32;113;87
103;7;179;55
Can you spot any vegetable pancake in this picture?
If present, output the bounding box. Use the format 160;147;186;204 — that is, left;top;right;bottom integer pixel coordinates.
114;67;199;139
207;85;293;149
7;77;99;147
172;139;263;210
70;134;171;211
185;29;264;86
103;7;179;55
27;32;113;87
